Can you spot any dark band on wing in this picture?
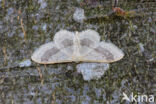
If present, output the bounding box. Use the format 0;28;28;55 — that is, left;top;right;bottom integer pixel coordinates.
61;39;73;47
41;47;60;61
94;46;114;60
80;38;94;47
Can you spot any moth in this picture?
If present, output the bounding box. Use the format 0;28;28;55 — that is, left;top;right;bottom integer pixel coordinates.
31;29;124;64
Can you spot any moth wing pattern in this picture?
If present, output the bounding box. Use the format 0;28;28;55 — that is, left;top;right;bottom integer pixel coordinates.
31;42;73;64
54;30;75;55
78;29;100;56
81;42;124;63
31;29;124;64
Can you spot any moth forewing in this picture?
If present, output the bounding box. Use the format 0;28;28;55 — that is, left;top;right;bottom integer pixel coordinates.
31;42;56;63
99;42;124;62
31;42;73;64
79;42;124;63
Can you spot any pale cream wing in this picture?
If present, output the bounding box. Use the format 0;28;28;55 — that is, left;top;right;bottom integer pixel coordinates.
31;42;73;64
81;42;124;63
54;30;74;55
78;29;100;56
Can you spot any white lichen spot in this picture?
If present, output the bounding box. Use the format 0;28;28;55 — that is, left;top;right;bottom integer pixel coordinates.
138;43;144;53
76;63;109;81
73;8;86;23
42;23;47;31
38;0;47;9
7;8;14;15
19;59;32;67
